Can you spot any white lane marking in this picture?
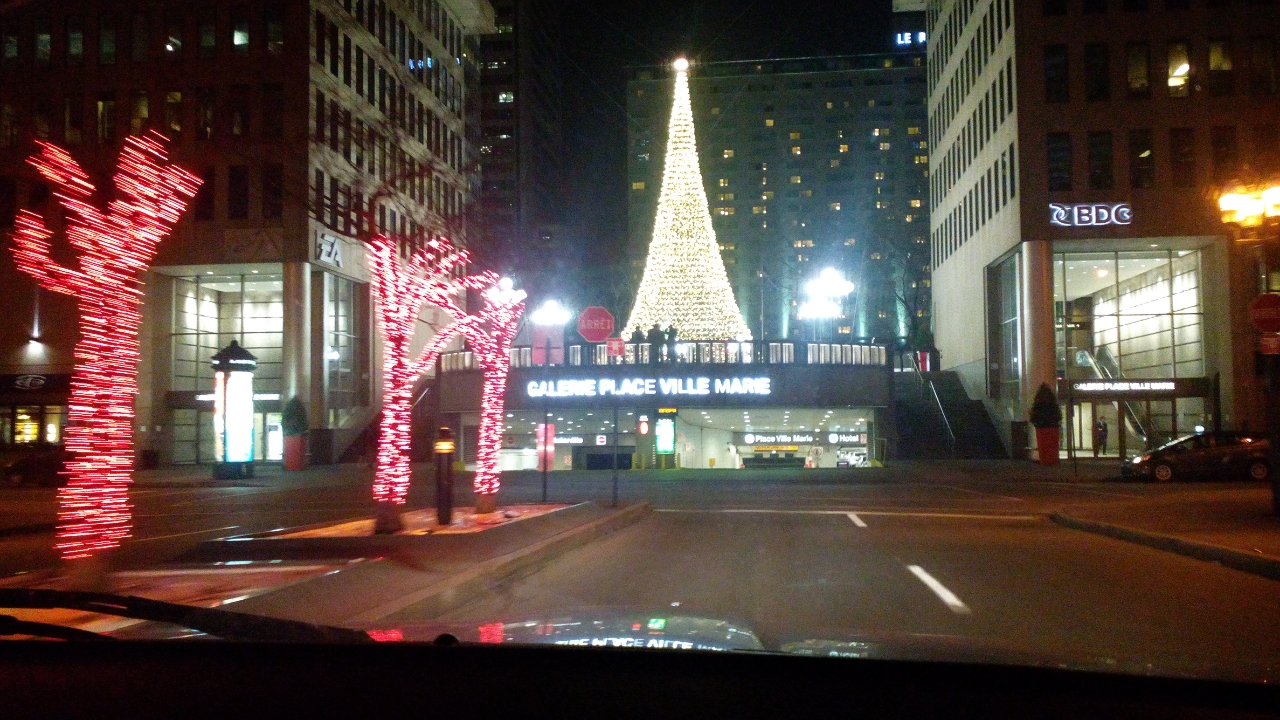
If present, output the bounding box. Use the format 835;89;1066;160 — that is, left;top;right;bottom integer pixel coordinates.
130;525;240;542
907;565;972;615
655;508;1039;521
846;512;868;527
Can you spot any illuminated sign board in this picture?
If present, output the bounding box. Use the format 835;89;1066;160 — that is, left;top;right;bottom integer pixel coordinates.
895;31;927;46
655;418;676;454
827;433;868;444
1049;203;1133;227
741;433;815;444
752;445;799;452
1072;381;1175;392
553;436;583;445
526;376;771;398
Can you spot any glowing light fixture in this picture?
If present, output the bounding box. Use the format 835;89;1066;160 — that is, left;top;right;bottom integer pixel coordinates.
1219;184;1280;228
798;268;855;320
211;340;257;477
530;300;571;326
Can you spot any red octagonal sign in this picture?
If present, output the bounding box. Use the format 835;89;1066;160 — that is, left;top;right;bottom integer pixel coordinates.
577;307;615;343
1250;293;1280;334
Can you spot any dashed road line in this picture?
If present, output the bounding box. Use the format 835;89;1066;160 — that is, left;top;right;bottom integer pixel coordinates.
907;565;972;615
846;512;868;527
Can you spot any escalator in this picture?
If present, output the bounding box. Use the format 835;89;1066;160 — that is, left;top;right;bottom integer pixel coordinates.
1073;347;1152;446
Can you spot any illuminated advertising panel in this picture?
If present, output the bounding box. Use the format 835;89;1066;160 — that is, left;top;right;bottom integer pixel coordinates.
655;418;676;455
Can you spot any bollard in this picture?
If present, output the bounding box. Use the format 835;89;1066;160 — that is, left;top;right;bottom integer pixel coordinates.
434;427;455;526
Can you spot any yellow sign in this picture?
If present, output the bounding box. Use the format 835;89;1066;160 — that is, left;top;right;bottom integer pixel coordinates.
753;445;799;452
658;408;678;414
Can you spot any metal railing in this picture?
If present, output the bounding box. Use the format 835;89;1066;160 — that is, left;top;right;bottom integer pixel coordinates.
904;360;955;458
438;341;889;372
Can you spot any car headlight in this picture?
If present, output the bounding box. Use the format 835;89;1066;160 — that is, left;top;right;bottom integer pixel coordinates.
1132;455;1149;464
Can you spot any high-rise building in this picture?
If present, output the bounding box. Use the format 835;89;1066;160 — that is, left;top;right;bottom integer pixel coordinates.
475;0;565;295
927;0;1279;456
625;51;932;349
0;0;494;464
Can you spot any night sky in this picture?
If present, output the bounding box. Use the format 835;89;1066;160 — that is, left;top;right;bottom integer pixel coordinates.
557;0;896;292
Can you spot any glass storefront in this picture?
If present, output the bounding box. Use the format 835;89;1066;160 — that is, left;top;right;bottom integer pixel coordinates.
0;405;64;446
170;272;284;464
1054;249;1207;453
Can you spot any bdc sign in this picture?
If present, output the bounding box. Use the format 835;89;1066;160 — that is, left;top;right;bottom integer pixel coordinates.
1049;203;1133;228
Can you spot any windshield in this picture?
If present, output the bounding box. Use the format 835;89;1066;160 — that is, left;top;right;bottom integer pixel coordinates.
2;0;1279;694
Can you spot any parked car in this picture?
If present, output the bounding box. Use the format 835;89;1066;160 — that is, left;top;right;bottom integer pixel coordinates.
1128;431;1271;482
0;445;69;487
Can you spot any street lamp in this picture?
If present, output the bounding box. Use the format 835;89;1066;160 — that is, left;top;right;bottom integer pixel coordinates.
211;340;257;480
798;268;855;341
1218;181;1280;513
530;298;569;501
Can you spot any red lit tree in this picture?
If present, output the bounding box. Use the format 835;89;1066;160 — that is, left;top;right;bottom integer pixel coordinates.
10;134;201;560
366;233;494;532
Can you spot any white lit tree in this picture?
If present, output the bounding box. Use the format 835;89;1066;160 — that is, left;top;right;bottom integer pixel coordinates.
624;58;753;342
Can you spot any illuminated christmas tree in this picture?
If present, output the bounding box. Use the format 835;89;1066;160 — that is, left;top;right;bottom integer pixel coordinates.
624;58;752;342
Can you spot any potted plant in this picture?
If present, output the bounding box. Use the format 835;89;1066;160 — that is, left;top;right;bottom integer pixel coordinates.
1029;383;1063;466
282;397;309;471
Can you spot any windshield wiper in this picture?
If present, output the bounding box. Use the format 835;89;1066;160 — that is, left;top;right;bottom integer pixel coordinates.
0;613;113;641
0;589;374;643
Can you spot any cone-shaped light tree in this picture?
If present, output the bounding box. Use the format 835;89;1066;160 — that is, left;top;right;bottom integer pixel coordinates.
10;134;201;560
624;57;752;341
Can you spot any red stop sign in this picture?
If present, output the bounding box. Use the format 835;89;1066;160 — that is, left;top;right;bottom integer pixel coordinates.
1250;293;1280;333
577;307;615;343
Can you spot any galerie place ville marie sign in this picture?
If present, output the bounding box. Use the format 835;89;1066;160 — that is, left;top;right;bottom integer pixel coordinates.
526;376;772;398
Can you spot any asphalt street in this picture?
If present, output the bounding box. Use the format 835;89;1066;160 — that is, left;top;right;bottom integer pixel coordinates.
2;465;1278;686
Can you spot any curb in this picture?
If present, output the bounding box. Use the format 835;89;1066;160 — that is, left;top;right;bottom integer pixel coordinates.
346;502;652;624
1049;512;1280;581
0;522;56;539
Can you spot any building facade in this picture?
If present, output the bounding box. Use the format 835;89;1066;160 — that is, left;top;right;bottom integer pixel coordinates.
625;52;932;350
474;0;565;297
927;0;1279;455
0;0;493;465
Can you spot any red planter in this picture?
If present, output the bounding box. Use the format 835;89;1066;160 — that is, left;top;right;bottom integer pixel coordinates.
1035;427;1061;466
284;435;307;471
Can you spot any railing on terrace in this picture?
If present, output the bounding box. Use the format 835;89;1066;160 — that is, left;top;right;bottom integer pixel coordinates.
438;342;888;373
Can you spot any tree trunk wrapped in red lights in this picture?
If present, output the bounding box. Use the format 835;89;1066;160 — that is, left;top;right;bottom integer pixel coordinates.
10;134;201;560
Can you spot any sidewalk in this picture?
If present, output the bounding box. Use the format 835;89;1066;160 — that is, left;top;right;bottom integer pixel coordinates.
1051;487;1280;580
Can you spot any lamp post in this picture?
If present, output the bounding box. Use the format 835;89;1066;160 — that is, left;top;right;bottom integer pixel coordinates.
211;340;257;480
798;268;855;344
531;299;570;502
1218;181;1280;513
434;426;455;525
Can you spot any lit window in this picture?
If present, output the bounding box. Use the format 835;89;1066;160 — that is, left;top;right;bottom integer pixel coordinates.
916;141;929;149
879;142;891;150
711;107;720;114
878;310;888;318
765;118;774;126
883;58;893;68
762;191;774;199
753;206;767;214
905;215;915;222
830;159;840;168
826;101;834;109
797;254;810;262
718;242;735;251
719;178;729;187
723;149;735;158
838;326;852;334
874;172;885;180
636;89;645;98
844;238;857;245
914;154;928;163
718;192;735;201
631;181;646;190
867;99;876;107
908;127;921;135
873;128;890;137
790;131;801;140
792;146;802;155
761;177;768;185
714;207;736;215
837;130;845;139
917;309;926;317
829;202;841;211
871;253;882;260
498;91;514;103
793;239;814;248
790;175;802;184
760;162;768;171
922;278;931;287
839;144;849;153
802;189;813;197
910;199;922;207
876;201;889;209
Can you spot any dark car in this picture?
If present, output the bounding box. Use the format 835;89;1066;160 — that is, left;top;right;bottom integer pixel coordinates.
1128;431;1271;482
0;445;69;487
